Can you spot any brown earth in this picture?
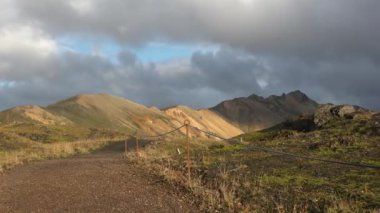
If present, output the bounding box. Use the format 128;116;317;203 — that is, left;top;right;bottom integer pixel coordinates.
0;142;198;212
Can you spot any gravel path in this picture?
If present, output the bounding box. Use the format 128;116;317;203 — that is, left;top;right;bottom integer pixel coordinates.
0;142;198;212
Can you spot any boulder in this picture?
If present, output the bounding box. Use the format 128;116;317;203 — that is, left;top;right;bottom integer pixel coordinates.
314;104;370;127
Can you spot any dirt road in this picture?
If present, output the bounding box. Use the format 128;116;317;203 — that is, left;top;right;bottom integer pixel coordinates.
0;142;198;212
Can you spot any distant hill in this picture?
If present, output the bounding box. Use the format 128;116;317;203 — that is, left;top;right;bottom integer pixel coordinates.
0;91;322;141
46;93;176;135
210;90;319;132
0;93;243;141
0;105;71;125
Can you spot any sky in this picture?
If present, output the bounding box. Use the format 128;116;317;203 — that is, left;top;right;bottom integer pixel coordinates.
0;0;380;110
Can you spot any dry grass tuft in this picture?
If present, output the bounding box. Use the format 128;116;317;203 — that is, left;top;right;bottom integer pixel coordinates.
0;137;124;171
126;134;380;212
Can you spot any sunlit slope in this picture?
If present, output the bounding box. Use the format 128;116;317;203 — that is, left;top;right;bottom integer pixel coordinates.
0;105;71;125
0;93;246;139
164;105;243;138
46;93;176;134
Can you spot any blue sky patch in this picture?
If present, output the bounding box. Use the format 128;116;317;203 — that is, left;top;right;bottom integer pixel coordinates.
133;42;218;63
57;35;122;63
58;35;218;63
0;81;16;88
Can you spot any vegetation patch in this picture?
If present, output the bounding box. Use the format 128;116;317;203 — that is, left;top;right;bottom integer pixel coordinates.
0;123;130;171
128;117;380;212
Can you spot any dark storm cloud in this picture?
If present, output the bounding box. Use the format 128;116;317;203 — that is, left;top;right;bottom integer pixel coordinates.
259;56;380;110
14;0;380;59
14;0;204;45
191;49;264;95
1;0;380;110
1;46;380;110
0;48;266;109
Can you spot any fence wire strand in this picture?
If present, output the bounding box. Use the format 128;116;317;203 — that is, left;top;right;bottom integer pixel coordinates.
126;123;380;169
189;125;380;169
139;125;185;140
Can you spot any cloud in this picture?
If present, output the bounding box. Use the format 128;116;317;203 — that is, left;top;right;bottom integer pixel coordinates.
191;48;266;96
13;0;380;59
1;45;380;110
259;56;380;110
0;26;58;81
0;46;264;109
0;0;380;111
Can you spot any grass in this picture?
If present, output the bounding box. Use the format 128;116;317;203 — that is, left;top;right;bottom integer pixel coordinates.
0;122;130;172
0;122;126;143
127;117;380;212
0;138;127;172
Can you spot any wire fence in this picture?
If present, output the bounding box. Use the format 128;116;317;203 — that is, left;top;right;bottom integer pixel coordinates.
189;125;380;169
139;125;185;140
126;121;380;211
127;122;380;170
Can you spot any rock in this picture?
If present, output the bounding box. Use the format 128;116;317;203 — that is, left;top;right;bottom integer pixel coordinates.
313;104;335;127
338;105;368;118
313;104;370;127
372;113;380;120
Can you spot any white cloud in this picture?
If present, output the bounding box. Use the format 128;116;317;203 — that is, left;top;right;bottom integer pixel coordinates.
0;0;18;25
0;26;57;57
69;0;94;15
0;26;58;80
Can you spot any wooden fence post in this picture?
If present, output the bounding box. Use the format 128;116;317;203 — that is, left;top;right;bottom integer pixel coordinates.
136;135;139;158
184;120;191;183
125;140;128;155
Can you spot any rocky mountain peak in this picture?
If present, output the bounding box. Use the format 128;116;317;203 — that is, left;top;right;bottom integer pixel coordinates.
248;94;264;101
285;90;310;101
211;90;319;131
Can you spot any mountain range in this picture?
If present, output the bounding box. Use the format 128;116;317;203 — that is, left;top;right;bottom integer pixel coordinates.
0;91;319;140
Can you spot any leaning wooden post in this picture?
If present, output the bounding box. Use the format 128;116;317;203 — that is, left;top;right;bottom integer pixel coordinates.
124;139;128;155
184;120;191;183
136;135;140;158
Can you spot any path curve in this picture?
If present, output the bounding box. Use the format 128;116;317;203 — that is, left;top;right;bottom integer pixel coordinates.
0;142;197;212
